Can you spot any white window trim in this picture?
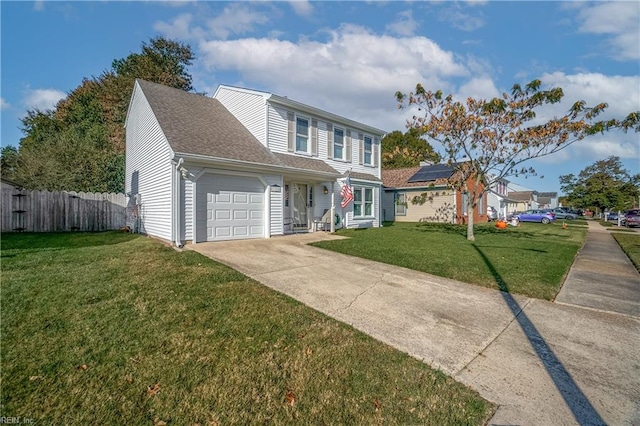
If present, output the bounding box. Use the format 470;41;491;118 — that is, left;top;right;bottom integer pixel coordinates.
295;115;310;154
354;186;374;218
363;135;373;166
333;127;345;161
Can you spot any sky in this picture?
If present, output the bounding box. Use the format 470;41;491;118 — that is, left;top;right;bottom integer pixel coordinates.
1;1;639;194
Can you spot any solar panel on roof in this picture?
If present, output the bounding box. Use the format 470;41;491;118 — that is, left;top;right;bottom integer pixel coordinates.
407;163;455;183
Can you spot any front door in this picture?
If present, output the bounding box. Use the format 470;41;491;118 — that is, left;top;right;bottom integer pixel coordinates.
292;183;308;230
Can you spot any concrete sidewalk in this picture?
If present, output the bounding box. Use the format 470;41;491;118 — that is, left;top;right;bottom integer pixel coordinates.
556;220;640;317
188;230;640;425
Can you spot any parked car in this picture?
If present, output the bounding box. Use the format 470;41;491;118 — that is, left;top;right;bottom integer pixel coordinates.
515;209;556;224
605;211;621;223
624;209;640;228
558;207;583;216
545;208;577;220
487;206;498;222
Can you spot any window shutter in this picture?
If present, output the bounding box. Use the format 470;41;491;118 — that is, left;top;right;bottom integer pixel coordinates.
358;132;364;165
311;119;318;156
346;130;352;162
327;123;334;159
373;138;379;167
287;112;295;152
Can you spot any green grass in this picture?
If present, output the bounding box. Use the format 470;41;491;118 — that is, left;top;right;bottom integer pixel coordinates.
1;232;494;425
313;222;586;300
612;232;640;272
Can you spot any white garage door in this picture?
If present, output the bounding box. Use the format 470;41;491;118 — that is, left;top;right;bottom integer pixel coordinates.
197;174;264;241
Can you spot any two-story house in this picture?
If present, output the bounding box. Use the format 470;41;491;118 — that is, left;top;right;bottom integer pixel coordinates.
125;80;385;245
486;176;520;220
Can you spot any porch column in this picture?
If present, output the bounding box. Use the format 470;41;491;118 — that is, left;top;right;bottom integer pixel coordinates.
330;182;335;233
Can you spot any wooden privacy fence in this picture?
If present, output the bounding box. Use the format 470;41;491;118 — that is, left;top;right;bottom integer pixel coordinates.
1;189;128;233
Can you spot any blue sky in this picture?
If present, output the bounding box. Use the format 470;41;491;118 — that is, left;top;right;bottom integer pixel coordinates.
2;1;639;193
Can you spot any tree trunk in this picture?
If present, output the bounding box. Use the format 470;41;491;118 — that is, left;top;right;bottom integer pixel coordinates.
466;198;475;241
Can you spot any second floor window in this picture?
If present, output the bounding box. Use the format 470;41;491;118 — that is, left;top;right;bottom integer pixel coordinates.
364;136;373;165
296;117;309;153
334;128;344;160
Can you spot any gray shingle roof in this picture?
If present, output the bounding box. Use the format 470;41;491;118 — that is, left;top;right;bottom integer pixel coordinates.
345;171;381;182
508;191;536;201
137;79;281;166
274;153;339;175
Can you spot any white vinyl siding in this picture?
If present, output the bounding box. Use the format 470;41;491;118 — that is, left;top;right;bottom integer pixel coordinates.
266;104;382;180
214;87;267;145
184;178;195;241
125;82;174;241
265;175;284;236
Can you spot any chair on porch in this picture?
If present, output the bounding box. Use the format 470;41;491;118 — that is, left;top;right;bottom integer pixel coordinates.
314;209;332;231
283;216;294;234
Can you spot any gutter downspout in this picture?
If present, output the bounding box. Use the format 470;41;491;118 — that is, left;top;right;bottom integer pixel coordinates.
330;182;335;233
174;157;184;248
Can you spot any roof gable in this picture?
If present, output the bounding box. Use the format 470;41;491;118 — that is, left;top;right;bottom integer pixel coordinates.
136;79;281;166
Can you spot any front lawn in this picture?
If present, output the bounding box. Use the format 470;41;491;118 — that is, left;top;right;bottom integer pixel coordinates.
313;222;586;300
1;232;494;425
612;232;640;272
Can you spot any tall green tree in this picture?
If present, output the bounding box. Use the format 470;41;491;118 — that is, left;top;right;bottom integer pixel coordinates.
559;156;639;213
381;128;440;169
1;36;195;193
396;80;639;241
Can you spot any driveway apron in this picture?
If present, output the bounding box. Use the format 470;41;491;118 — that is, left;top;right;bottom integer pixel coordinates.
188;231;640;426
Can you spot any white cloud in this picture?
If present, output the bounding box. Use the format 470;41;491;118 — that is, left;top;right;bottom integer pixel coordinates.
1;97;10;110
456;77;500;100
539;72;640;121
531;72;640;167
289;0;314;17
206;4;270;40
198;24;469;131
154;13;205;40
23;88;66;111
575;2;640;61
33;1;44;11
577;137;640;161
385;10;419;36
438;6;485;32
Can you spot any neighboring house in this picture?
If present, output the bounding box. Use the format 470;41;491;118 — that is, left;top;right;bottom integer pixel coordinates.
508;191;539;212
381;163;488;224
125;80;385;244
486;177;520;220
537;192;558;209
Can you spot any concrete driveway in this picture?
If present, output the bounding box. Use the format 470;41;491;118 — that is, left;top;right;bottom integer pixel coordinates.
189;232;640;426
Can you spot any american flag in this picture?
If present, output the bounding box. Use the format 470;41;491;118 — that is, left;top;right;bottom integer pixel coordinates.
340;175;353;208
